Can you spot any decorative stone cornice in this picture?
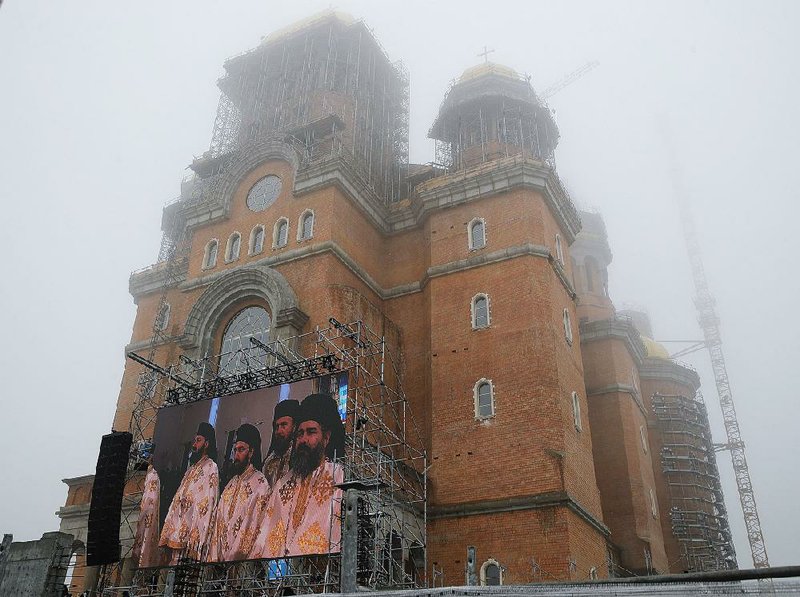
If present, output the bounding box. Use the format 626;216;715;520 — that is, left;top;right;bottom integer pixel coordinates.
429;490;609;537
62;475;95;487
129;259;188;297
579;317;647;365
586;383;647;418
414;156;582;242
130;240;578;348
638;357;700;390
276;306;310;330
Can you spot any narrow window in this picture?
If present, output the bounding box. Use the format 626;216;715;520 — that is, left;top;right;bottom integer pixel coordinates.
563;308;573;344
273;218;289;248
155;302;170;332
298;210;314;241
474;380;494;419
203;239;218;269
226;232;241;262
472;294;490;329
640;425;649;454
469;218;486;250
589;567;598;580
250;225;265;255
555;234;564;264
585;256;597;292
572;391;582;431
649;488;658;518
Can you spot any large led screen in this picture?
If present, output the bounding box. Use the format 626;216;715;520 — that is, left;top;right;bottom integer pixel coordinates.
132;379;346;567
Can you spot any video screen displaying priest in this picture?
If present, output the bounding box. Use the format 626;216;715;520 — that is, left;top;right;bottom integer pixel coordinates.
148;378;346;565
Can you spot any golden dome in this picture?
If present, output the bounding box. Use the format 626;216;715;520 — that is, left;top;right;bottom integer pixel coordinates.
459;62;521;83
263;9;357;45
641;336;670;360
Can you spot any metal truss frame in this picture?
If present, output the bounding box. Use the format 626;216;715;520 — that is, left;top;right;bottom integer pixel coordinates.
98;317;427;595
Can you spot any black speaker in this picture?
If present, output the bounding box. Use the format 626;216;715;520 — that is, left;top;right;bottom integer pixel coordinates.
86;431;132;566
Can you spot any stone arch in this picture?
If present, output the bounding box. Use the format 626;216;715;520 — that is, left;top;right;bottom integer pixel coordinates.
209;139;301;216
180;265;307;356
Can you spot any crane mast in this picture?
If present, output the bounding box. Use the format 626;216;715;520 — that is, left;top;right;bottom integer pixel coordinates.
672;165;770;569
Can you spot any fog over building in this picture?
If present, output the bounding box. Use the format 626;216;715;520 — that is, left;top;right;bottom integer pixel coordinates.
41;11;756;594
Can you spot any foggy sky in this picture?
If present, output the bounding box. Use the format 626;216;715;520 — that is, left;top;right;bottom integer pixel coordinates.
1;0;797;569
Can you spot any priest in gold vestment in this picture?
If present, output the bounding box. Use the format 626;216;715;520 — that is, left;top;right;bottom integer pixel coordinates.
259;393;345;558
206;423;271;562
158;422;219;563
262;399;300;488
132;461;161;568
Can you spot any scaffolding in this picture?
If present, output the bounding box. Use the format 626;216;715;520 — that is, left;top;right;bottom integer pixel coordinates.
429;67;559;172
652;393;736;573
203;11;409;204
97;318;427;595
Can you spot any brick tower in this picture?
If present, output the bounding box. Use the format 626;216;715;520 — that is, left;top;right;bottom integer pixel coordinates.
54;11;736;594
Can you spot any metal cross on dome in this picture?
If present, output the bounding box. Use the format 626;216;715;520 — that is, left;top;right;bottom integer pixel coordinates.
477;46;495;63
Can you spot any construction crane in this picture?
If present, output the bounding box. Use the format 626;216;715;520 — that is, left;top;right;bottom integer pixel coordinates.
661;120;770;569
540;61;599;101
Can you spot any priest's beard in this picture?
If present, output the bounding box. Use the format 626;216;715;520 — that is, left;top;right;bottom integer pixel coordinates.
292;443;324;479
232;458;250;477
272;434;291;456
189;448;204;466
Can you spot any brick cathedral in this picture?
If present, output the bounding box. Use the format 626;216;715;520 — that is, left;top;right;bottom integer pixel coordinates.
56;10;736;593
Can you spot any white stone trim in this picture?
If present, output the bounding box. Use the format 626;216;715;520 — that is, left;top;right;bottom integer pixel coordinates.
225;231;242;263
202;238;219;270
273;217;289;248
467;217;487;251
479;558;503;586
555;233;564;264
563;308;574;345
249;225;265;256
471;293;491;329
571;391;582;432
297;209;315;242
474;378;495;420
155;302;170;332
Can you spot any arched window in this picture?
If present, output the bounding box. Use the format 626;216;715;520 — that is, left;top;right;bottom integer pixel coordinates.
219;305;271;375
155;302;170;332
589;567;599;580
555;234;564;264
249;225;265;255
480;558;502;586
226;232;241;262
273;218;289;248
203;239;218;269
468;218;486;250
585;256;598;292
572;391;582;431
640;425;649;454
298;210;314;241
474;379;494;419
563;308;573;344
471;294;490;329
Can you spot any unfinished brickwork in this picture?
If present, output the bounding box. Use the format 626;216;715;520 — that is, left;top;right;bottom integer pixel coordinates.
56;10;735;593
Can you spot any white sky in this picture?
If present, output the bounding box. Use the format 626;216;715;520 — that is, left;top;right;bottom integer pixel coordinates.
0;0;798;569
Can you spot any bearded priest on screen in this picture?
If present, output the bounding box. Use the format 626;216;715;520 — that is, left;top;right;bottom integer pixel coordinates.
206;423;271;561
259;393;345;558
158;422;220;563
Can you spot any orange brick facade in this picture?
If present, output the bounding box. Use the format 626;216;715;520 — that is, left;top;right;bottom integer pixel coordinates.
57;11;735;592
